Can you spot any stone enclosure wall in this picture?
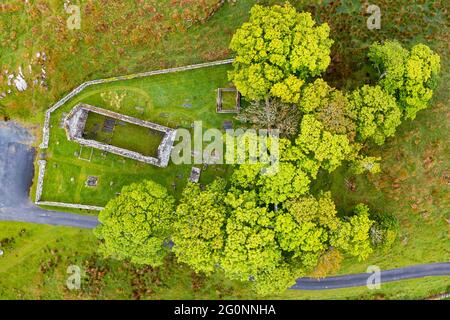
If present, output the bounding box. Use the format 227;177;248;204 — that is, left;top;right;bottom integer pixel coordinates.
64;103;176;167
36;59;234;210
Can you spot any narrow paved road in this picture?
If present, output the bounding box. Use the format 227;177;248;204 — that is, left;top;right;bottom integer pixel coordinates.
1;122;448;290
0;121;99;229
292;262;450;290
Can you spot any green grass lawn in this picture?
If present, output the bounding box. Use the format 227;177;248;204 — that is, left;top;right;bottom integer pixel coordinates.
83;112;165;157
220;90;239;111
39;64;236;206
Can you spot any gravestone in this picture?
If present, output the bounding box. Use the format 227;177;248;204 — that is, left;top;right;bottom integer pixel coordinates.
86;176;99;187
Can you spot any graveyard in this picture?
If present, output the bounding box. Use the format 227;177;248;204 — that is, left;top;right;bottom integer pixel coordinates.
35;63;238;209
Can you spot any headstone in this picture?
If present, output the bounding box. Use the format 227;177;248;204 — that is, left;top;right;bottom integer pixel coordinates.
223;120;233;130
86;176;99;187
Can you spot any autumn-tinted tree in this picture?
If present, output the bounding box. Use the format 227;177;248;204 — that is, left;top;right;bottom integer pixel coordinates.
235;99;300;138
94;180;175;266
349;85;402;145
229;3;333;103
172;179;227;274
368;41;440;119
299;79;357;141
310;248;343;279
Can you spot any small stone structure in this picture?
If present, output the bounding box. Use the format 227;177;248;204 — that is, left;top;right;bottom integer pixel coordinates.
189;167;201;183
216;87;241;113
86;176;99;187
64;103;177;167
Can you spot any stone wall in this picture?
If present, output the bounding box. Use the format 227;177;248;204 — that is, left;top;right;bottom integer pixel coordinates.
35;159;46;202
64;103;177;167
36;201;104;211
40;59;234;148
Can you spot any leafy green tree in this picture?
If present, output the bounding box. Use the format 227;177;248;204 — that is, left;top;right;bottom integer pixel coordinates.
222;191;283;282
369;41;440;119
295;115;355;173
172;179;227;274
228;3;333;103
252;263;302;296
299;79;357;140
94;180;175;266
258;162;310;205
283;192;340;231
230;162;310;206
235;98;300;138
331;204;374;261
369;211;399;251
349;85;402;145
274;192;341;270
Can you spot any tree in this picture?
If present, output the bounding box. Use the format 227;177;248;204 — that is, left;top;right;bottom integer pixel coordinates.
299;79;357;141
228;3;333;103
258;162;310;205
172;179;227;274
94;180;175;266
295;115;355;173
349;85;402;145
275;193;338;269
310;248;343;279
235;98;300;138
230;162;310;206
368;41;440;119
283;192;340;231
369;211;399;251
222;191;283;282
331;204;374;261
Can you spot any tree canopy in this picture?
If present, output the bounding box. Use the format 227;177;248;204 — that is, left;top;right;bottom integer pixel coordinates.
228;3;333;103
94;180;175;266
92;4;441;297
349;85;402;145
172;179;227;274
299;79;357;141
369;41;440;119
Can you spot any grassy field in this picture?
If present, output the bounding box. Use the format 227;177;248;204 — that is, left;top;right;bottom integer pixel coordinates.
1;221;448;300
37;64;236;206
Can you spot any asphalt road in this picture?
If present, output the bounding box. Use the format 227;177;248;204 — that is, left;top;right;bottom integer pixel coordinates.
0;121;448;290
292;262;450;290
0;121;98;229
